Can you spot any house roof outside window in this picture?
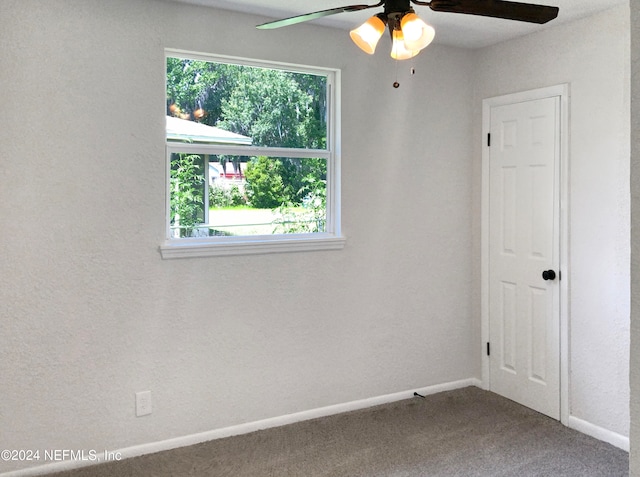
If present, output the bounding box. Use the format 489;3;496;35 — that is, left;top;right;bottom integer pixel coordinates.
166;116;252;145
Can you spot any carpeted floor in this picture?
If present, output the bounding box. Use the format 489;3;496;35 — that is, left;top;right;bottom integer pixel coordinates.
49;386;628;476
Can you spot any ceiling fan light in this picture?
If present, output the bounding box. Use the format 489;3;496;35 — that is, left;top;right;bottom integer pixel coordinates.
350;15;386;54
400;13;435;52
390;30;418;60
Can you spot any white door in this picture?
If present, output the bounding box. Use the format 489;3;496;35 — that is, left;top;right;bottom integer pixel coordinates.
488;96;561;419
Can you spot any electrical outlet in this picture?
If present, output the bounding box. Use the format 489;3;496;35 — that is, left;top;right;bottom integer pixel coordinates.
135;391;152;417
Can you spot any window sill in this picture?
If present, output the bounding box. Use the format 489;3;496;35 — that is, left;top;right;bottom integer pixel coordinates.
159;234;346;259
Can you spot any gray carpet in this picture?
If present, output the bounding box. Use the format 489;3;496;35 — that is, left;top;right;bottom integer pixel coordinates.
49;387;628;476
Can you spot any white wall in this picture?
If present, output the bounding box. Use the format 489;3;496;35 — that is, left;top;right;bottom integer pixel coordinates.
0;0;476;473
630;0;639;473
473;5;631;438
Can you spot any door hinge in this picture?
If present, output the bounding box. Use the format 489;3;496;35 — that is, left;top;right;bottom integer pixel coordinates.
487;133;491;147
486;342;490;356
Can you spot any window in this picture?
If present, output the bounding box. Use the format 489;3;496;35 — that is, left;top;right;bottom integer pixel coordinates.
160;50;344;259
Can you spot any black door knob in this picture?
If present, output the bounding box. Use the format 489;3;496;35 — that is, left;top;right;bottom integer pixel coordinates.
542;270;556;281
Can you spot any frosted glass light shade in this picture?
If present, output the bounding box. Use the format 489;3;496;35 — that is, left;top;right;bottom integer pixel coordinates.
390;30;418;60
350;16;386;54
400;13;435;52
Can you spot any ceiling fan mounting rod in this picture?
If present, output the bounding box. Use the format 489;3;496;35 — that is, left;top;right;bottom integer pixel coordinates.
384;0;413;14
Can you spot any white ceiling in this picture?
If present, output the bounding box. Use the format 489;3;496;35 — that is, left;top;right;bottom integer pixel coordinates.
168;0;626;48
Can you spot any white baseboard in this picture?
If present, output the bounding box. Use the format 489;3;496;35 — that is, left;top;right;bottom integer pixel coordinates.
567;416;629;452
1;378;481;477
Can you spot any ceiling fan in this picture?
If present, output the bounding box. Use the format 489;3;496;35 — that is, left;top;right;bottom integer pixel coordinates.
257;0;559;60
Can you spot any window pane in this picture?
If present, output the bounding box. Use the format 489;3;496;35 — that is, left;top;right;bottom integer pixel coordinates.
166;57;328;149
169;153;326;238
169;153;206;238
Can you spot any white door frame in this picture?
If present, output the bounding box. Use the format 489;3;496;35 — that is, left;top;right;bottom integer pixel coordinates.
480;84;570;425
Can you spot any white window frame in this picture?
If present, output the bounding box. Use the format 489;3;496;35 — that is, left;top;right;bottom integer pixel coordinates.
160;50;344;259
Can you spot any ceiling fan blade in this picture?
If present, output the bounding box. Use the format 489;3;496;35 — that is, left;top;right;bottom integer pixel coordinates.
256;3;382;29
427;0;559;24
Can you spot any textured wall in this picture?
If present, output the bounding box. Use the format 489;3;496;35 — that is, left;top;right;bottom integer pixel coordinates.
0;0;476;473
631;0;639;472
472;5;631;438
